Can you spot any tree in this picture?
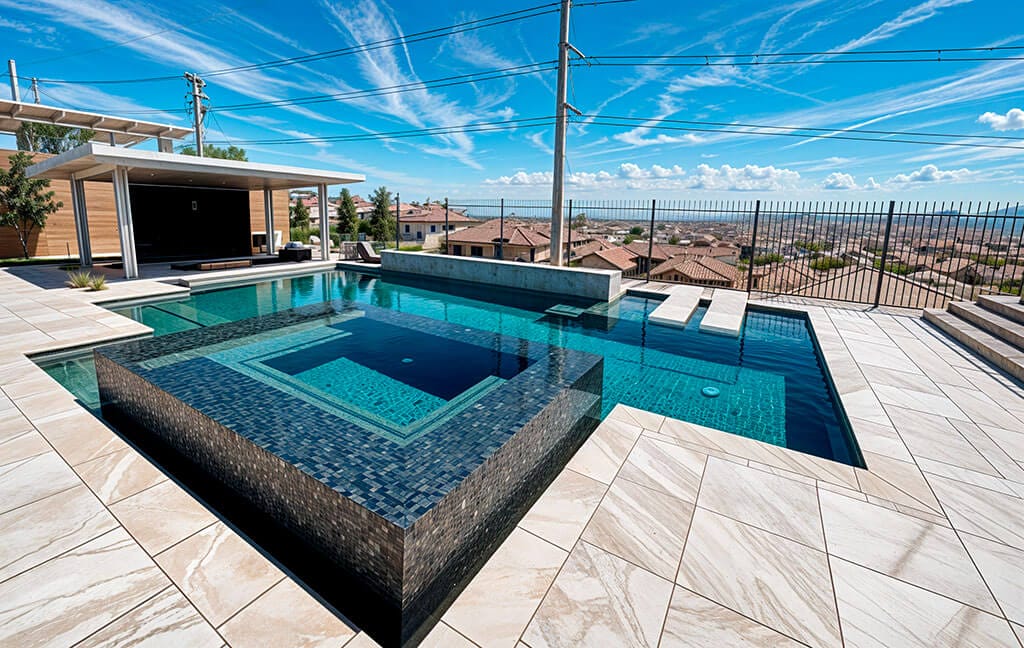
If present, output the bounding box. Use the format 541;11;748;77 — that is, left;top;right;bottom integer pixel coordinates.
629;226;644;236
0;152;63;258
180;144;248;161
668;234;680;245
572;212;588;230
336;188;358;240
623;234;636;245
290;200;310;229
368;185;394;243
16;123;95;154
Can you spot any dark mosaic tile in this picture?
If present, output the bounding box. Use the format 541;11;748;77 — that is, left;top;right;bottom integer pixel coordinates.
95;300;603;646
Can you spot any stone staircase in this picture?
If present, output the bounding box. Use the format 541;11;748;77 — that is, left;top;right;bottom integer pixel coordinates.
924;294;1024;382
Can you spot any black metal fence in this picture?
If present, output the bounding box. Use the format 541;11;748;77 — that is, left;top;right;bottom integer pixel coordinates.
445;198;1024;310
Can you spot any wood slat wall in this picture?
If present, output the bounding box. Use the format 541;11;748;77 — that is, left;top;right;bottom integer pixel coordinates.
1;148;290;260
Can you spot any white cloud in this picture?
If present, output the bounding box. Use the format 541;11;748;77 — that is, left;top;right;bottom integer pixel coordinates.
978;108;1024;131
689;164;801;191
822;172;858;190
485;162;799;192
886;164;974;184
864;177;881;190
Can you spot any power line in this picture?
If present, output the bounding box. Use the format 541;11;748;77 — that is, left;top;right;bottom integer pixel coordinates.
209;62;557;112
202;116;555;146
588;44;1024;61
583;116;1024;150
23;0;631;86
580;56;1024;68
23;3;563;86
50;61;559;117
589;115;1024;142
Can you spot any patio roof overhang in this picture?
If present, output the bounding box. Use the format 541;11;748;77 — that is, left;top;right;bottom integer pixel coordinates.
0;99;191;146
26;142;365;190
25;142;364;280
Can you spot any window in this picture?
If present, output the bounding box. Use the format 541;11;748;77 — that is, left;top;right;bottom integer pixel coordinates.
416;231;422;239
404;224;410;233
470;246;484;257
430;225;436;233
453;245;463;256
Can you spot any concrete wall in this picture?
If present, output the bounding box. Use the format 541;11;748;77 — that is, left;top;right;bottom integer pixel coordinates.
380;250;622;302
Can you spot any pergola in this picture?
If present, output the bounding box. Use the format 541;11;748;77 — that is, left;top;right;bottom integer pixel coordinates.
0;99;191;148
28;143;364;279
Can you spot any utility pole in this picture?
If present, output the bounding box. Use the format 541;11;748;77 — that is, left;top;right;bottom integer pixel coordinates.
548;0;583;266
7;60;19;102
30;78;40;103
184;72;207;156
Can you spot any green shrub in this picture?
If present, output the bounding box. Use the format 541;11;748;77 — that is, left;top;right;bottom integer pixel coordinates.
753;253;784;266
87;275;107;291
809;256;847;271
66;271;92;288
399;244;423;251
289;226;317;243
872;259;913;275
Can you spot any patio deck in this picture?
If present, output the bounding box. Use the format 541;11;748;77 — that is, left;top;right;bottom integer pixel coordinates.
1;266;1023;647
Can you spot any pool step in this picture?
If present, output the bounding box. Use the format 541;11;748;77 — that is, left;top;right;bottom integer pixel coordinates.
649;285;703;328
545;304;586;319
923;308;1024;382
700;289;748;337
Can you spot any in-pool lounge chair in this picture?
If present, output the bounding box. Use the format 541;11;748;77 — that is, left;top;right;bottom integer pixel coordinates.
357;241;382;263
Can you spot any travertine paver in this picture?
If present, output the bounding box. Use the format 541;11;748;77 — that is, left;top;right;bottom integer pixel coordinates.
2;267;1024;647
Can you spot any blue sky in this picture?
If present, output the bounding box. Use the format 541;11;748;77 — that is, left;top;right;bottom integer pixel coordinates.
2;0;1023;202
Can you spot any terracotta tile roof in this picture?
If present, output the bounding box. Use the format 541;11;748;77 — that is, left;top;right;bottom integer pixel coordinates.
570;239;613;259
624;241;672;261
446;219;551;247
591;247;639;271
651;255;737;283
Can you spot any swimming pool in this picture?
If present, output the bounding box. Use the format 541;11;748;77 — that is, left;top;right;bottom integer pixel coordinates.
43;269;859;465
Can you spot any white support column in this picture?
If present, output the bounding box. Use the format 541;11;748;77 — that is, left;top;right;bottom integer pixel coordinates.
70;175;92;267
263;188;276;255
111;166;139;279
317;183;330;261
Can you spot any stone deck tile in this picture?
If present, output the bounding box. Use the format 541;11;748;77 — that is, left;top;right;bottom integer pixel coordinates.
4;267;1024;646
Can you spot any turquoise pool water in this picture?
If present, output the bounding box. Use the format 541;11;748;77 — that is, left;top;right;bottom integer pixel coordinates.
42;270;859;464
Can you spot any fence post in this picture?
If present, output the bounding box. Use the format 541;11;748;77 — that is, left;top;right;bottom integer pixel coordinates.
394;192;401;250
567;199;573;263
499;198;505;260
444;198;449;254
646;199;656;282
746;200;761;293
873;200;897;307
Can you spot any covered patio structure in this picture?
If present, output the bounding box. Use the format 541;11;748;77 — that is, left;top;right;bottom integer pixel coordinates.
27;143;363;279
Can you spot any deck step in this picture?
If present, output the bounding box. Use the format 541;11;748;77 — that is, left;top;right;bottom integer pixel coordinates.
649;285;703;328
977;294;1024;326
923;309;1024;382
700;289;748;337
948;301;1024;351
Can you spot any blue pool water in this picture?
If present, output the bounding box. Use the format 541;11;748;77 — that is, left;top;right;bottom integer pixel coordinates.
43;270;860;465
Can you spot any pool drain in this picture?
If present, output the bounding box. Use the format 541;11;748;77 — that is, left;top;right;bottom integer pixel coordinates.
702;386;721;398
402;357;414;364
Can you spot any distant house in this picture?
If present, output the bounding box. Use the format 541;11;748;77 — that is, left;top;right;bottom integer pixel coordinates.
650;255;738;288
930;257;978;283
447;218;592;262
579;247;640;275
397;203;474;248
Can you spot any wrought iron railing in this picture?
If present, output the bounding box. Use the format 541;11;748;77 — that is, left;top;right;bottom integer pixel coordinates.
446;198;1023;309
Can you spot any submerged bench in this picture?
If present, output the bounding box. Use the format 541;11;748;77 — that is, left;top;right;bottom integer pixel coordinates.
649;285;703;328
700;289;747;337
